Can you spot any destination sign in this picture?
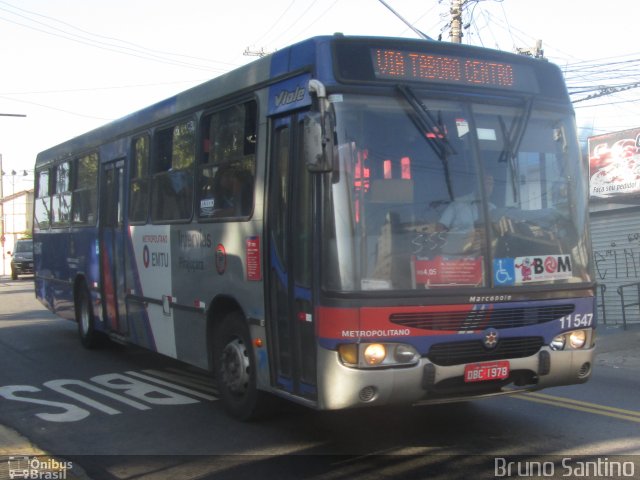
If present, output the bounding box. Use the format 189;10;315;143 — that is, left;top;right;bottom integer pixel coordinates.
370;47;537;91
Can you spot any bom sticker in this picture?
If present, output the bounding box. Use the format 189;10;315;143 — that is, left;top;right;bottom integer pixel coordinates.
494;255;572;284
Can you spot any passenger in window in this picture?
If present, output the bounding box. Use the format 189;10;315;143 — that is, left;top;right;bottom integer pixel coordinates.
167;168;192;218
213;167;252;217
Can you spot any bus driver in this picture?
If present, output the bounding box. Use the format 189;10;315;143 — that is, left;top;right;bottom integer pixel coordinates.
437;173;495;232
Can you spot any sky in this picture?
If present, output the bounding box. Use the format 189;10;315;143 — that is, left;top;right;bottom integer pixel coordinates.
1;0;639;194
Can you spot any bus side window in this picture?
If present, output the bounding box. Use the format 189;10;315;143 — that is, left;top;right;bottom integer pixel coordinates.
71;153;98;225
34;169;51;230
51;161;71;228
198;101;256;219
151;120;195;222
129;135;149;224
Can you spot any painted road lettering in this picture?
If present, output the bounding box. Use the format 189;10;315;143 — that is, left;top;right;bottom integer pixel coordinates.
0;369;216;423
0;385;90;422
89;373;200;405
44;379;151;413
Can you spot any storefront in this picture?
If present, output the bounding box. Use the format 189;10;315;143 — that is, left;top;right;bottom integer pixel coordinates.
589;127;640;327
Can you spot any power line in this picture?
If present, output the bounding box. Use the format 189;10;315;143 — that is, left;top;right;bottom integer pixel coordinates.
574;95;640;109
378;0;433;40
0;95;113;121
258;0;320;47
0;1;239;73
0;0;239;68
244;0;342;58
1;79;206;96
448;1;640;133
280;0;341;45
249;0;296;47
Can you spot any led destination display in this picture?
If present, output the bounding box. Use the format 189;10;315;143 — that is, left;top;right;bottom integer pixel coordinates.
366;47;538;92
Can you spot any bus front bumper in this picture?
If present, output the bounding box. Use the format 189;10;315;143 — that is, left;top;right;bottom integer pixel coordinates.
316;345;595;410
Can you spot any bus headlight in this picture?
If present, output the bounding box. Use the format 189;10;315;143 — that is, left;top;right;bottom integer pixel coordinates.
394;344;419;363
549;329;590;351
338;344;358;365
363;344;386;365
550;334;566;351
338;343;419;368
568;330;587;349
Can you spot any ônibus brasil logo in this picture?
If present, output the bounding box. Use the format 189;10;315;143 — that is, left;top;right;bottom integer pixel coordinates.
7;456;73;479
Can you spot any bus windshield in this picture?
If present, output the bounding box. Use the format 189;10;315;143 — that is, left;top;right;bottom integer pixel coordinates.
323;92;592;292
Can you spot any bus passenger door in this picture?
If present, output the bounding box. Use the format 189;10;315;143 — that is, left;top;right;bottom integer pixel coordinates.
267;115;317;400
99;159;128;336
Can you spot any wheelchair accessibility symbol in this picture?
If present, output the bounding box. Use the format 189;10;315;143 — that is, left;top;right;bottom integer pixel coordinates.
493;258;515;286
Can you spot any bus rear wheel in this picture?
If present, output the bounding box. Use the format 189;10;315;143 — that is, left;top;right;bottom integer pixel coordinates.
213;312;272;420
76;286;103;349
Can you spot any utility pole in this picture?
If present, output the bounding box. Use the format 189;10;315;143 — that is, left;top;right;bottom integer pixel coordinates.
516;40;545;59
1;153;5;276
450;0;464;43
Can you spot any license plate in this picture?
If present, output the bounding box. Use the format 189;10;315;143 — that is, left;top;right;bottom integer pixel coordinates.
464;360;510;383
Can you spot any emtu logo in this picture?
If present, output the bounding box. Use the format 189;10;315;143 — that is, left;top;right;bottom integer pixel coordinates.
143;245;150;268
142;244;169;269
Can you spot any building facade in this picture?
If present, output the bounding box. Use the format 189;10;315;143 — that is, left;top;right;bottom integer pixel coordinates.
1;189;34;276
588;127;640;327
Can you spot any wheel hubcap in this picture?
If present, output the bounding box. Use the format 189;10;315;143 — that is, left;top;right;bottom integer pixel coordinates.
81;302;90;335
221;338;250;395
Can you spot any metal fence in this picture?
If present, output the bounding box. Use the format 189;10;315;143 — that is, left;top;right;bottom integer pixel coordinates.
616;282;640;330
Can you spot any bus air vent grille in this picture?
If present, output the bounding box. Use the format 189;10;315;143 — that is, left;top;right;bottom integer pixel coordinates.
389;305;574;331
427;336;544;366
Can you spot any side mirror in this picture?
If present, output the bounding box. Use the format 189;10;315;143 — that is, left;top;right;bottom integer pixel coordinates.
303;112;332;173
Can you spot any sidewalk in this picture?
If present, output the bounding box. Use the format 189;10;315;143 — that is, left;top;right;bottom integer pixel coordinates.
0;425;47;457
594;322;640;369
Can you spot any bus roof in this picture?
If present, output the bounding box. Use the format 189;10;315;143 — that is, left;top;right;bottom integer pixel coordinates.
35;34;565;167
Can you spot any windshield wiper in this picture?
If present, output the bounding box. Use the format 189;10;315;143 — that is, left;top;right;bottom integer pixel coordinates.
397;84;456;201
498;97;533;202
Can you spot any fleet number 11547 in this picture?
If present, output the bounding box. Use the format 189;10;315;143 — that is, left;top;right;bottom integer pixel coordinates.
559;313;593;329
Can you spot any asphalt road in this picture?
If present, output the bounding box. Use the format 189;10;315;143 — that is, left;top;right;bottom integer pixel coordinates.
1;277;640;479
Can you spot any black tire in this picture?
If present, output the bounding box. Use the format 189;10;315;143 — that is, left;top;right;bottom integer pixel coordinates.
76;286;103;349
213;311;274;420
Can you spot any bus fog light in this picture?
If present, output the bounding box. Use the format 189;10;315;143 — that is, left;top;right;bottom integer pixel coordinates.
550;334;566;351
569;330;586;349
338;344;358;365
359;386;377;402
578;362;591;378
363;343;386;366
394;344;419;363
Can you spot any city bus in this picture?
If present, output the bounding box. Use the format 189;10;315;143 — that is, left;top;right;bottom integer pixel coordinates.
33;35;596;420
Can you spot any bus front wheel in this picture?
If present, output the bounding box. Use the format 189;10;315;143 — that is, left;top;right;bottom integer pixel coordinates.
213;312;271;420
